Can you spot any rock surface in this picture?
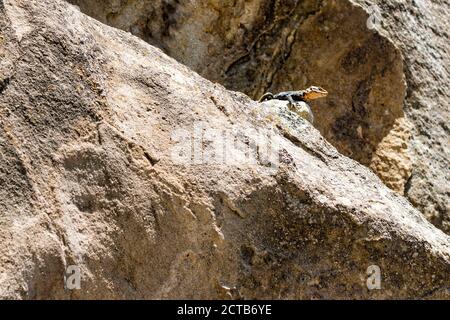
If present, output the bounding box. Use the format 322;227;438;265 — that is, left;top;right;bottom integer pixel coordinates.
0;0;449;299
67;0;449;234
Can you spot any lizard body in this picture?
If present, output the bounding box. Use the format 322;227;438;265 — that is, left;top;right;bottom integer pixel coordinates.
258;86;328;124
259;86;328;104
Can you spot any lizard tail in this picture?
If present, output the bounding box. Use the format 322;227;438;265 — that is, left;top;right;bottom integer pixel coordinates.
259;92;274;102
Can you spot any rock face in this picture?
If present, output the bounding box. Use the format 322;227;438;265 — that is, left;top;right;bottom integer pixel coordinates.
0;0;449;299
67;0;449;234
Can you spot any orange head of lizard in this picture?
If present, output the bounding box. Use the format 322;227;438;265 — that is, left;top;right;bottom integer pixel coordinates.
303;86;328;101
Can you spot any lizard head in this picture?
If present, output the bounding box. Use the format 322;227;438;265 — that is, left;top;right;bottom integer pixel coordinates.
303;86;328;101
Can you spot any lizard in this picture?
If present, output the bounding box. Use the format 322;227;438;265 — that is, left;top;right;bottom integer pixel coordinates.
258;86;328;124
259;86;328;105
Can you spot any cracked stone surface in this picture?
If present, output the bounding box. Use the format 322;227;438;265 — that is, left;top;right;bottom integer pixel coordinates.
68;0;449;234
0;0;449;299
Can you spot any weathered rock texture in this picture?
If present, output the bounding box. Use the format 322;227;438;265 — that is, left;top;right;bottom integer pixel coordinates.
67;0;449;234
0;0;449;299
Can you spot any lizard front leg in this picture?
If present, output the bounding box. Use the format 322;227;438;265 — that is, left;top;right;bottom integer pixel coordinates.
304;102;314;124
287;95;297;112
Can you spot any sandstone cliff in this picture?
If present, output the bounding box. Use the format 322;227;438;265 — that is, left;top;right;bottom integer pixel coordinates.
68;0;450;234
0;0;449;299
